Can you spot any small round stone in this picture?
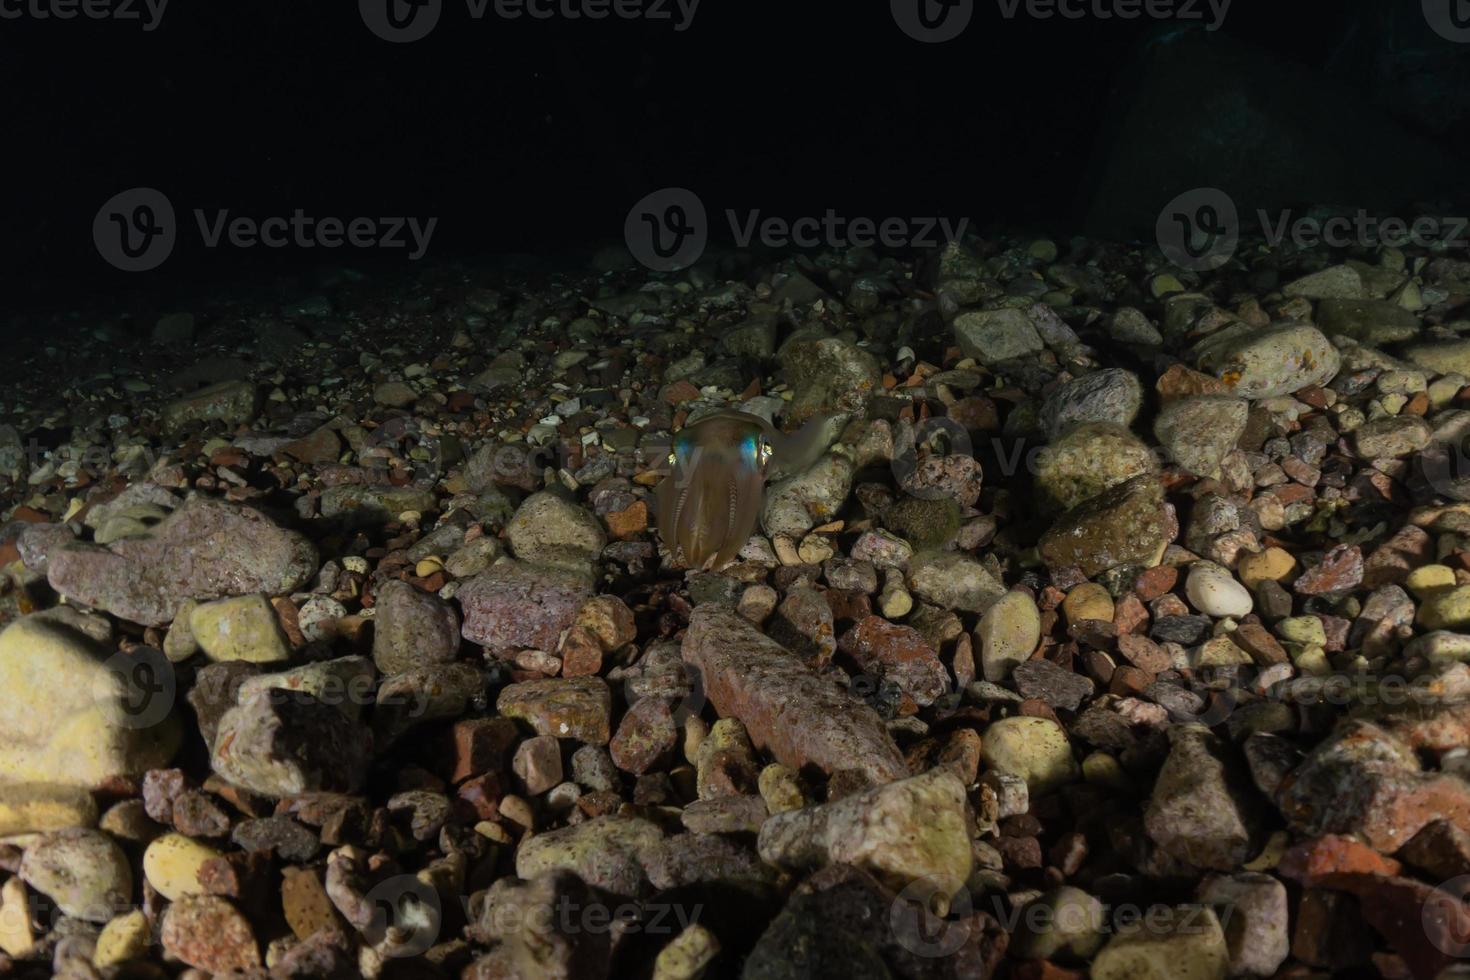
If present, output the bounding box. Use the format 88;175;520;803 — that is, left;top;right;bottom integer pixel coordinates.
144;832;222;902
1236;548;1298;590
1418;585;1470;631
1062;583;1114;625
1406;564;1457;598
980;716;1079;796
1184;563;1253;619
977;590;1042;683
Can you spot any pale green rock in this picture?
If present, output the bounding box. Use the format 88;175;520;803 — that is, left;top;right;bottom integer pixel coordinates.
1035;423;1159;513
1012;886;1106;962
757;767;973;904
981;716;1079;795
1091;906;1229;980
953;308;1044;365
190;595;291;664
977;590;1042;683
1418;585;1470;631
0;616;181;788
19;829;133;923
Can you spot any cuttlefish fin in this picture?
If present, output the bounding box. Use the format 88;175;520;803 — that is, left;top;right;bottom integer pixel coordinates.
765;411;844;481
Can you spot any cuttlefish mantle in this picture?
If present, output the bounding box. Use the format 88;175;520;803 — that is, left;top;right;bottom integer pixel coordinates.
655;409;837;571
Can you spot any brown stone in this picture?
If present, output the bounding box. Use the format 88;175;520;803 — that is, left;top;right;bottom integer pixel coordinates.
682;604;908;785
1133;565;1178;602
605;500;648;539
160;895;260;974
1116;633;1172;673
447;717;518;783
838;616;949;707
558;624;604;678
1294;544;1364;596
1278;835;1403;884
610;697;678;775
1230;622;1289;666
1157;363;1231;400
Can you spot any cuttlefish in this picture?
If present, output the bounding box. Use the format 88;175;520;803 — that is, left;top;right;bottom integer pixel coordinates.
656;410;835;571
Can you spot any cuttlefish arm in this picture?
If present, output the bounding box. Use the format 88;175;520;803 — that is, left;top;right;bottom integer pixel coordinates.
655;410;838;571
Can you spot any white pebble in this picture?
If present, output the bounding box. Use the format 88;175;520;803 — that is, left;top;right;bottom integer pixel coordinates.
1185;563;1253;619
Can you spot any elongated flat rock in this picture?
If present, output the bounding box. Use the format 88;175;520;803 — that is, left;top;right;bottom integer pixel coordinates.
682;604;908;786
47;497;318;628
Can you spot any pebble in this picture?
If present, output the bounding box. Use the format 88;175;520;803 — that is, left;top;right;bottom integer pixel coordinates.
1154;396;1249;478
1184;563;1253;619
953;308;1044;364
977;590;1042;682
0;615;181;786
47;497;317;627
190;594;293;663
372;578;460;675
1040;368;1144;439
980;716;1079;795
758;768;972;901
1035;422;1159;513
1062;583;1114;625
1091;906;1229;980
1194;322;1341;398
143;831;222;901
19;828;132;922
1236;547;1297;590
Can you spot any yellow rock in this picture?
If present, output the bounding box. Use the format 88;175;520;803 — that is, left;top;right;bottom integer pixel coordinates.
0;877;34;958
0;616;181;788
0;783;98;835
93;909;151;969
653;923;721;980
1419;584;1470;631
1062;583;1114;625
281;867;341;942
1082;752;1133;794
143;832;221;901
757;764;806;814
1406;564;1458;598
1092;906;1229;980
1236;548;1297;590
1149;274;1185;298
189;595;291;663
414;556;444;578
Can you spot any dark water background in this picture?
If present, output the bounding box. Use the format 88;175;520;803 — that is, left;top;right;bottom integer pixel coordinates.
3;0;1468;313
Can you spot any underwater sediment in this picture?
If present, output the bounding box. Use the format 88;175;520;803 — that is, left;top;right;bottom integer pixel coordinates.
2;227;1470;978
